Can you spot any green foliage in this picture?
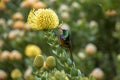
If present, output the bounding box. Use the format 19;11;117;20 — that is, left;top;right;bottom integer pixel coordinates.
33;30;82;80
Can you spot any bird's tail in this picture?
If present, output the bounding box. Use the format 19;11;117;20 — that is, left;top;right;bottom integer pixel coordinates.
68;47;74;62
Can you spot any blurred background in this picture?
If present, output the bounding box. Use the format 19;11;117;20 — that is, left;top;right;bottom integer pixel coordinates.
0;0;120;80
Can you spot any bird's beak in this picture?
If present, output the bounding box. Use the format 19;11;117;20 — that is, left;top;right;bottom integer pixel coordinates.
58;28;63;33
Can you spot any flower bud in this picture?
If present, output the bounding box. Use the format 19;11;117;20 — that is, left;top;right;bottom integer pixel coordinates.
0;18;5;26
0;50;10;60
11;69;22;79
20;0;39;8
78;52;86;59
24;23;31;30
61;12;70;20
25;44;41;57
32;1;47;9
89;20;98;29
12;12;24;21
59;4;69;12
11;50;22;60
54;70;67;80
54;71;62;79
105;10;117;17
33;55;44;68
13;21;25;29
0;70;7;80
18;30;25;37
7;19;13;26
8;53;14;60
0;2;6;10
1;0;10;4
8;30;17;40
20;1;30;8
9;50;22;61
90;68;104;79
85;43;97;55
71;2;80;9
76;19;85;26
46;56;56;69
2;33;8;39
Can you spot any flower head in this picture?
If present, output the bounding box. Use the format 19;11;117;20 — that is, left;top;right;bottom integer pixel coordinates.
85;43;97;55
90;68;104;79
12;12;24;21
0;51;9;60
10;50;22;60
11;69;22;79
32;1;47;9
27;9;59;30
25;44;41;57
0;70;7;80
13;21;25;29
0;2;6;10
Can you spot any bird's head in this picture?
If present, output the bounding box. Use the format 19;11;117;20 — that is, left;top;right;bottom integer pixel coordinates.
58;28;70;39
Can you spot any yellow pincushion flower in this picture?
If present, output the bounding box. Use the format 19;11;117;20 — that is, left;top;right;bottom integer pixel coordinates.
11;69;22;79
27;9;59;30
25;44;41;57
0;2;6;10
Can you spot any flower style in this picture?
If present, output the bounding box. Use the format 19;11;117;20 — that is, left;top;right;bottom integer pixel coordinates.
27;8;59;30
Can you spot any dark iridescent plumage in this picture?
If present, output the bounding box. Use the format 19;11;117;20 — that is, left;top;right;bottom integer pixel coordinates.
58;28;73;61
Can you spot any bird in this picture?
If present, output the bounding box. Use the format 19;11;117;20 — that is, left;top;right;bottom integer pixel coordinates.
58;28;73;62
